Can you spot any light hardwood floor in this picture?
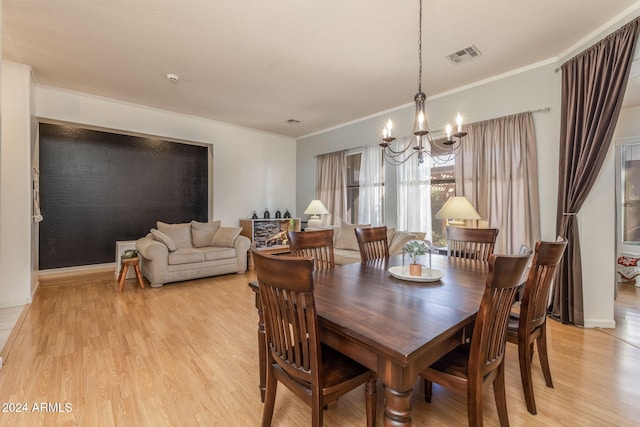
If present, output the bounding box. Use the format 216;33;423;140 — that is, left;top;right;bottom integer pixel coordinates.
0;272;639;426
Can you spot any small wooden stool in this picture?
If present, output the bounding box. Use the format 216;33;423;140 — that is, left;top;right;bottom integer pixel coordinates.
118;257;145;292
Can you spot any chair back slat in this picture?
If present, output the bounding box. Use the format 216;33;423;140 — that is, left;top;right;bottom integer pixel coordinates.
355;226;390;262
470;251;531;377
521;237;568;330
253;248;320;385
446;226;499;262
288;229;335;270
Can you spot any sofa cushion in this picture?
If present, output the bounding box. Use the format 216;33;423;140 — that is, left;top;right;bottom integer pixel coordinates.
212;226;242;247
333;248;363;265
150;228;177;252
201;246;237;261
157;221;193;249
168;248;205;265
191;220;221;247
335;222;370;251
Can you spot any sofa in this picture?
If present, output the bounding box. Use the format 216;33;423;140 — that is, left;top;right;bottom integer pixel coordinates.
308;223;426;265
135;220;251;287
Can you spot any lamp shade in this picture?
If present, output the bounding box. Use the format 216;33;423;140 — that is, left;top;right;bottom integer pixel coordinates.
304;200;329;216
435;196;481;226
304;200;329;228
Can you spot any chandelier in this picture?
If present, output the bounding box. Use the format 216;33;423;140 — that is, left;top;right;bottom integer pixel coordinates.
380;0;467;166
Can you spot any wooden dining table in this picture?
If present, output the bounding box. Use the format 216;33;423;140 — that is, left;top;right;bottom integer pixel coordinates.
249;253;489;426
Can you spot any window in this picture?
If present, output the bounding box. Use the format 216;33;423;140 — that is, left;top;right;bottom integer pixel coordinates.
346;152;361;224
622;143;640;244
346;150;384;224
430;158;455;246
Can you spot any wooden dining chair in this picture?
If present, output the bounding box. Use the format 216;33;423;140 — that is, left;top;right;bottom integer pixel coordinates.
446;226;499;262
252;248;377;427
506;236;567;415
288;229;335;270
420;250;532;427
355;226;389;262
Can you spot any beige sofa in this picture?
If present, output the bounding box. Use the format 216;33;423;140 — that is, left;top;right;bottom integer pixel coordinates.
135;220;251;287
308;223;425;265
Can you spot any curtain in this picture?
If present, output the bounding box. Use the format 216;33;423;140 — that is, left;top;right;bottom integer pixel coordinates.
455;112;540;254
358;144;384;226
551;18;640;326
316;150;347;226
396;139;432;238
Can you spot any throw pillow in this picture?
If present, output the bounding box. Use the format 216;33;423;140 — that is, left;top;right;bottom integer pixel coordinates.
150;228;178;252
157;221;192;249
191;220;221;248
334;222;370;251
212;226;242;248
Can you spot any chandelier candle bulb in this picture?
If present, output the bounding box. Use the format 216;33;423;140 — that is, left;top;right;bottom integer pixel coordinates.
456;114;463;133
446;124;452;139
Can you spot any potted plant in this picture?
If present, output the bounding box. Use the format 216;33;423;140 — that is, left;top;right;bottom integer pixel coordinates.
404;240;429;276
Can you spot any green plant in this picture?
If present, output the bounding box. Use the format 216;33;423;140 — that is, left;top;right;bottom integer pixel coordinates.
404;240;429;264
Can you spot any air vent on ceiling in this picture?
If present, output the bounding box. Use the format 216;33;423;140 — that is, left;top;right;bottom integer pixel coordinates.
285;118;301;124
447;45;482;64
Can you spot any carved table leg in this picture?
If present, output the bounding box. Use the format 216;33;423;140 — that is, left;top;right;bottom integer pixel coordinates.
254;289;266;402
383;385;413;426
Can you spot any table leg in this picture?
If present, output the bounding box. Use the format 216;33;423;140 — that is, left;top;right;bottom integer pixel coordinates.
383;385;413;426
253;290;266;402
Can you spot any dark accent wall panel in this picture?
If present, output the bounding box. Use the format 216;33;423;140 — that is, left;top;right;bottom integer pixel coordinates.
39;123;208;269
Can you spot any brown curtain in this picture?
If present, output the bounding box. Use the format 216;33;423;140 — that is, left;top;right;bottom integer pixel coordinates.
315;150;347;226
551;18;640;325
455;112;540;254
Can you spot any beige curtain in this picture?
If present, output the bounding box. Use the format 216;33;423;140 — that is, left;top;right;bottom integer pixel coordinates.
455;112;540;254
316;150;347;226
552;17;640;326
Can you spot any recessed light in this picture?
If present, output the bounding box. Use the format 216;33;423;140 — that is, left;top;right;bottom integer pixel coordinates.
166;73;179;82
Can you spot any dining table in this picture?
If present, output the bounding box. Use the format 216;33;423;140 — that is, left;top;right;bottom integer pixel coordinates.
249;253;489;426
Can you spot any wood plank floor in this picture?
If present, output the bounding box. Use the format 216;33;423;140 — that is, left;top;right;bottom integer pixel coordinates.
0;272;639;426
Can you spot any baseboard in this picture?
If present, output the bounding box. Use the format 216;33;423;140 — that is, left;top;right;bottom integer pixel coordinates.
38;264;115;287
584;318;617;329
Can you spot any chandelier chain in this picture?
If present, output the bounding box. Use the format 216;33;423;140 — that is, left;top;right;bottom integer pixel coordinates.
418;0;422;92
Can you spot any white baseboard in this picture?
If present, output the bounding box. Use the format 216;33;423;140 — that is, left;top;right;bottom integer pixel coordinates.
584;319;616;329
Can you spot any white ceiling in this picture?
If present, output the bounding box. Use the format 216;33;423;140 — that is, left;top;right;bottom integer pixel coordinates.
3;0;640;138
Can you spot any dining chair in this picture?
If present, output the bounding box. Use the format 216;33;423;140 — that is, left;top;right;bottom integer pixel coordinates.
288;229;335;270
446;226;499;262
506;236;567;415
420;250;532;427
355;226;390;262
252;248;377;427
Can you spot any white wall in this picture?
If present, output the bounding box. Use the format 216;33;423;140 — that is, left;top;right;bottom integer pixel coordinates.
0;62;34;307
35;86;297;226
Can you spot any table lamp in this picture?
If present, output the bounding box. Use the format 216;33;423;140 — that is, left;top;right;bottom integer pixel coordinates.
435;196;481;227
304;199;329;228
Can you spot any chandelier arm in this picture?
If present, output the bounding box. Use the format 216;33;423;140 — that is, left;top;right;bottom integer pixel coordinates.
382;137;416;156
382;149;422;166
